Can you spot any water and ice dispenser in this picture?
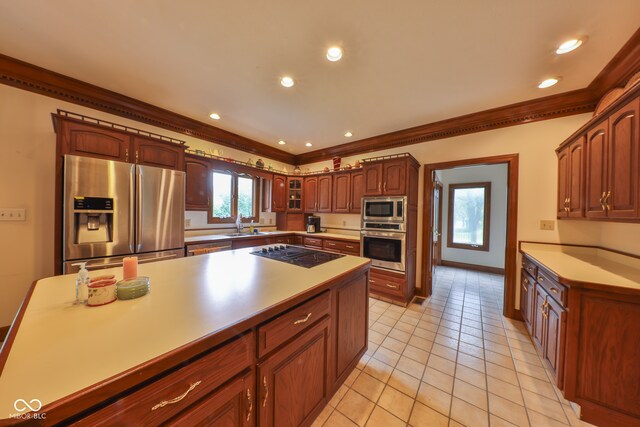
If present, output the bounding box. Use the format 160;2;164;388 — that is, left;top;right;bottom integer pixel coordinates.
72;196;114;244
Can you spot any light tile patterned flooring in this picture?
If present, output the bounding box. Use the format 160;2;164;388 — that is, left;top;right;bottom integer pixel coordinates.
312;267;595;427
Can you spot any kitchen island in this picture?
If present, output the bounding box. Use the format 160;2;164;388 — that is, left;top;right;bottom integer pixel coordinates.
0;247;370;426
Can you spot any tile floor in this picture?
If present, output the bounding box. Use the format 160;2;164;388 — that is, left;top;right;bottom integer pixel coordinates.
312;266;595;427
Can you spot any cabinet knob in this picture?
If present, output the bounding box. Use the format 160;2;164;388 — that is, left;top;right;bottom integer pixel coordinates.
135;150;139;163
125;148;129;162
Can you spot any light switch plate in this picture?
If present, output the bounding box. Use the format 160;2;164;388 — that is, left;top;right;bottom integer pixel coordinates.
540;220;555;231
0;208;26;221
185;218;191;227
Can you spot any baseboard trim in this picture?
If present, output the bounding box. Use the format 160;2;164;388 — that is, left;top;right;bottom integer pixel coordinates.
0;325;9;342
440;260;505;275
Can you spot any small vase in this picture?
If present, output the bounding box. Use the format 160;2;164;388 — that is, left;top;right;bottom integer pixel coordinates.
332;157;341;171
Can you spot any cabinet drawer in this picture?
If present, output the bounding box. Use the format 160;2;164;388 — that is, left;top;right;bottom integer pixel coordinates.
257;291;330;358
537;268;567;308
369;269;406;298
323;239;360;255
522;257;538;278
303;236;324;248
76;332;254;426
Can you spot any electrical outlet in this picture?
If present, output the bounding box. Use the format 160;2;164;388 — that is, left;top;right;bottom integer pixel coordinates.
540;220;555;231
269;218;273;225
185;218;191;227
260;218;265;224
0;208;26;221
342;220;346;226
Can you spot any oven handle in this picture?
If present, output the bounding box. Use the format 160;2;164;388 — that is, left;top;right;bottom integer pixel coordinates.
361;231;406;239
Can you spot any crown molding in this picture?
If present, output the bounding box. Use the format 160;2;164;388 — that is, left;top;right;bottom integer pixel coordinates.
0;53;296;164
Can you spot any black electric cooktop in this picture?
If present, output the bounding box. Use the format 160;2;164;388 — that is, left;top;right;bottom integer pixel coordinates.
251;245;344;268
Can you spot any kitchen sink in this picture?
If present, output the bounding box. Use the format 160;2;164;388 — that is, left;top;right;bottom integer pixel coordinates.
225;232;268;237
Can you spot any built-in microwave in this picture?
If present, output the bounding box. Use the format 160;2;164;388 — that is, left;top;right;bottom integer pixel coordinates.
362;196;406;223
361;230;406;272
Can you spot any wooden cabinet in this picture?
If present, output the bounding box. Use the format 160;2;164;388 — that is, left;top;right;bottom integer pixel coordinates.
560;91;640;222
258;318;330;427
532;285;546;353
61;120;132;162
287;177;303;212
557;137;585;218
520;270;534;334
333;172;351;213
363;159;407;196
607;98;640;218
363;163;383;195
303;177;318;212
368;267;406;300
349;171;364;214
318;175;332;212
382;159;407;195
304;175;332;213
185;155;211;210
167;371;255;427
331;274;368;388
272;175;287;212
543;295;565;387
133;136;185;170
323;239;360;256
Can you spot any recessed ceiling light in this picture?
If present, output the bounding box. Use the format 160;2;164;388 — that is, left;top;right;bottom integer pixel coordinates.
209;113;221;120
326;46;343;62
538;78;559;89
344;132;353;137
556;39;583;55
305;142;313;147
278;140;286;145
280;76;295;88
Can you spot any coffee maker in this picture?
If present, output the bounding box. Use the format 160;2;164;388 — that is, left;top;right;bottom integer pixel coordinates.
307;216;321;233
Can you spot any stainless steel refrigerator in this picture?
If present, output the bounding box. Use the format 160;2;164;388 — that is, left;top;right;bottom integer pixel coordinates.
62;155;185;273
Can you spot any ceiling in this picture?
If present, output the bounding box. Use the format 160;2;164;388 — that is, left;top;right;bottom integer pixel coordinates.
0;1;639;155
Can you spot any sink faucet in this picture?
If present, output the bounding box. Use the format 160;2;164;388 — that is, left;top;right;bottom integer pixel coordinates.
236;214;244;233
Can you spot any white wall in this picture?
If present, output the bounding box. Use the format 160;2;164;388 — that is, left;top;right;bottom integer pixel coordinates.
439;164;508;269
0;84;293;326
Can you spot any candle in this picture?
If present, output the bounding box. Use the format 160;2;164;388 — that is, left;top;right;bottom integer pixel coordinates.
123;256;138;280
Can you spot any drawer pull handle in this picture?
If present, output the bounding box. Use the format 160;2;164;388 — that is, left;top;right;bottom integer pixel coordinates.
550;287;559;294
386;284;398;289
262;376;269;407
246;388;252;421
328;243;336;246
538;276;545;282
369;279;376;284
151;381;201;411
294;313;312;325
346;245;354;249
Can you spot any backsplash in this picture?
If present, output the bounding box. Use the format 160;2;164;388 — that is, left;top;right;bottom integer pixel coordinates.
185;210;277;230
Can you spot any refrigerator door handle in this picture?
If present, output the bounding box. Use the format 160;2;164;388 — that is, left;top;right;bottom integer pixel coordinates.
136;166;143;252
139;253;178;263
129;166;136;253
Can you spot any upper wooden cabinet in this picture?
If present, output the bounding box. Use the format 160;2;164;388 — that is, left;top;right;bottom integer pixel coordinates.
333;173;351;213
558;88;640;222
557;137;585;218
272;175;287;212
60;120;132;162
185;155;211;211
363;158;410;196
133;136;185;171
286;177;303;212
363;163;383;195
317;175;332;212
56;116;186;170
303;176;318;212
349;171;364;214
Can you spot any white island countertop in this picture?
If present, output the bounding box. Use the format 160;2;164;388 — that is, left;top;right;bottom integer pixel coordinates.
520;242;640;292
0;247;369;420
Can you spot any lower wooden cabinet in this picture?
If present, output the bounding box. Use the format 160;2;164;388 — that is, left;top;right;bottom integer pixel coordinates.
543;294;566;387
167;371;255;427
520;270;534;334
368;267;408;304
258;318;330;427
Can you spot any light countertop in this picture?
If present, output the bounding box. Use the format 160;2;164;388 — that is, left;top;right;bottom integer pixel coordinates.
520;242;640;291
184;230;361;244
0;248;369;419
